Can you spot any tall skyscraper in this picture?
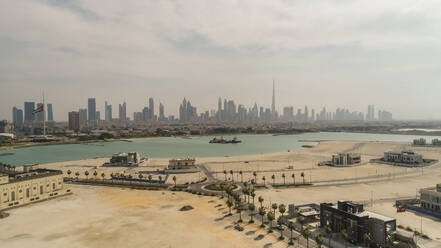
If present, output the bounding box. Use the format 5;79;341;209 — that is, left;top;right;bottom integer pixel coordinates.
88;98;96;125
24;102;35;122
148;98;154;120
105;101;112;121
271;81;276;115
68;111;80;132
79;108;87;125
96;111;100;122
119;102;127;121
12;107;18;124
47;103;53;122
35;103;45;122
159;102;165;121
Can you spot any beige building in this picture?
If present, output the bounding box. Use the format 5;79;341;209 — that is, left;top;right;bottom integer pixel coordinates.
0;164;71;211
331;153;361;166
168;158;196;170
420;184;441;213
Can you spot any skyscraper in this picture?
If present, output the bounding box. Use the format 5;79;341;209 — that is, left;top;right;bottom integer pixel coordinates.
88;98;96;125
271;81;276;116
119;102;127;121
35;103;45;122
24;102;35;122
159;102;165;121
96;111;100;122
105;101;112;121
79;108;87;125
68;111;80;132
47;104;53;122
12;107;18;124
149;97;154;120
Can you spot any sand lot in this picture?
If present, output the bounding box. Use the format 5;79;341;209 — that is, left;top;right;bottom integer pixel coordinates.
2;140;441;247
0;185;288;248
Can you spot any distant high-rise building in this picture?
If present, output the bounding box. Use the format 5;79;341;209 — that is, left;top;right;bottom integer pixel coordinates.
271;81;276;117
12;107;18;124
68;111;80;132
304;105;309;121
179;98;197;122
79;108;87;125
119;102;127;121
88;98;96;125
47;104;53;122
12;107;24;127
149;98;154;120
96;111;100;122
159;103;165;121
283;106;294;120
24;102;35;122
35;103;45;122
105;101;112;121
311;109;315;122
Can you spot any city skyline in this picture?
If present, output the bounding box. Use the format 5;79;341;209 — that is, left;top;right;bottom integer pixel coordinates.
2;1;441;120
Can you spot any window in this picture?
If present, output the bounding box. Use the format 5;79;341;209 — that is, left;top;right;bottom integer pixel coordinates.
52;183;55;190
26;188;30;198
40;185;43;194
11;191;15;201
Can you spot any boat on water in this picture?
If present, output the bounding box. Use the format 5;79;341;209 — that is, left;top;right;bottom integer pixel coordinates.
209;137;242;144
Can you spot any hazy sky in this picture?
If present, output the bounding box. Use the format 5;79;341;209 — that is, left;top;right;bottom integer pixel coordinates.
1;0;441;121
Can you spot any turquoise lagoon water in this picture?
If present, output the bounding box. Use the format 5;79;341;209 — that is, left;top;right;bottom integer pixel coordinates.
0;132;439;166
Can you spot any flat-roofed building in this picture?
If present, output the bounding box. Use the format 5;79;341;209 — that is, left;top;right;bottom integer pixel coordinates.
0;164;71;211
420;184;441;213
168;158;196;170
331;153;361;166
383;151;423;165
320;201;396;247
103;152;141;167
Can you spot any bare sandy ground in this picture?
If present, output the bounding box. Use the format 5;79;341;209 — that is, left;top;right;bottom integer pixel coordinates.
4;140;441;246
0;185;288;248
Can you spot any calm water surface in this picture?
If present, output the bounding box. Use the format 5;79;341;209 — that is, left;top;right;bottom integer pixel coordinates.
0;132;439;166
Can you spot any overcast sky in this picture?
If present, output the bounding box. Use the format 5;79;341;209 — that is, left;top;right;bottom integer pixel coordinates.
1;0;441;121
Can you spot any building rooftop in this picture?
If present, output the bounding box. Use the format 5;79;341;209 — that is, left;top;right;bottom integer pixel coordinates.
356;210;395;222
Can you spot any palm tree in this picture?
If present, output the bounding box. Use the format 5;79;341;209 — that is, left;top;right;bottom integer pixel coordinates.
258;207;266;228
386;235;394;248
279;204;286;219
316;234;324;248
291;173;295;185
272;203;278;215
253;171;257;184
101;172;105;181
138;173;143;181
230;170;234;182
248;203;255;223
67;169;72;178
75;171;80;180
148;174;152;182
251;191;256;205
302;226;311;248
93;170;98;180
282;173;286;185
223;170;227;181
267;211;275;233
301;172;305;184
172;176;177;187
341;229;349;248
298;216;305;231
271;174;276;185
84;171;89;180
262;176;266;186
258;196;264;208
325;223;332;248
239;170;243;183
277;216;284;240
158;175;163;183
226;199;233;215
237;202;243;223
288;221;295;245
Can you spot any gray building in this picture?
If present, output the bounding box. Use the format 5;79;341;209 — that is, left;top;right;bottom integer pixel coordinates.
24;102;35;122
47;104;53;122
159;102;165;121
79;109;87;125
88;98;96;125
105;101;112;121
35;103;44;122
383;151;423;165
149;97;154;120
420;184;441;213
68;111;80;131
119;102;127;121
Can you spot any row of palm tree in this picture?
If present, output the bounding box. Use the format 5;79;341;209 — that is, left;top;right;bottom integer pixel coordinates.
221;170;307;185
65;170;176;185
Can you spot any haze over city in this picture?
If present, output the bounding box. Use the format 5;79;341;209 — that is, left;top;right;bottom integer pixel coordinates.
1;0;441;120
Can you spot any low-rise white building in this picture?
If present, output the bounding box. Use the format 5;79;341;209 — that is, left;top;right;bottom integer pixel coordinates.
168;158;196;170
383;151;423;165
0;164;71;211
